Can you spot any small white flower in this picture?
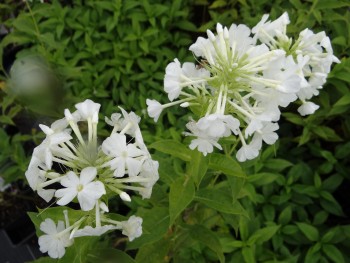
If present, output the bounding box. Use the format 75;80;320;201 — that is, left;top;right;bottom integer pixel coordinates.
228;23;255;58
189;37;216;65
146;99;163;122
253;122;279;145
118;107;141;136
182;62;210;79
236;136;262;162
252;12;290;44
38;218;72;259
184;121;222;156
138;159;159;189
197;114;240;138
263;56;302;94
297;101;320;116
164;58;184;101
120;215;143;241
64;108;81;123
55;167;106;211
75;99;101;123
34;126;72;169
102;133;145;177
105;113;122;129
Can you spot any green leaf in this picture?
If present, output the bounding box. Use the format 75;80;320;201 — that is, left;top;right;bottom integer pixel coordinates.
127;207;169;249
335;142;350;159
248;173;280;186
316;0;350;9
135;238;170;263
263;159;293;171
0;116;15;125
322;244;345;263
320;192;344;216
149;140;192;161
283;112;304;125
208;153;246;178
312;126;342;142
189;224;225;263
313;211;328;225
187;150;208;186
91;248;136;263
278;206;292;225
242;247;256;263
195;188;247;216
321;227;340;243
247;225;280;245
226;175;245;201
282;225;299;235
296;222;319;241
305;243;322;263
169;176;195;225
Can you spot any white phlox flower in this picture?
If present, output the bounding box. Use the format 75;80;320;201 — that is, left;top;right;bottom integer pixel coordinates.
236;135;262;162
184;121;222;156
120;215;143;241
25;100;158;258
147;12;338;162
75;99;101;123
38;218;72;259
146;99;163;122
252;12;290;46
196;114;240;137
55;167;105;211
102;133;146;177
297;101;320;116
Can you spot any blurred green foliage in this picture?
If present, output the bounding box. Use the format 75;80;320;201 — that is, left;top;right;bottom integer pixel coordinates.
0;0;349;262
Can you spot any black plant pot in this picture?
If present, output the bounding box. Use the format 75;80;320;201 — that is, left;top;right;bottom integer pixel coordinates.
0;183;43;262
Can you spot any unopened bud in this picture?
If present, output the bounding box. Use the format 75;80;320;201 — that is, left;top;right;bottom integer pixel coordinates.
207;29;216;42
180;102;190;108
120;192;131;202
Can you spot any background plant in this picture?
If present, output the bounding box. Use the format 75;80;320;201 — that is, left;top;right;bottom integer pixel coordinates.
0;0;349;262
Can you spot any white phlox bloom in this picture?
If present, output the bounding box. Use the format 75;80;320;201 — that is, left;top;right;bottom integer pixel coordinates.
263;55;302;94
164;58;209;101
147;12;338;162
146;99;163;122
36;126;72;169
26;101;157;258
38;218;72;259
105;112;122;131
196;114;240;138
228;24;255;57
252;12;290;45
184;121;222;156
297;101;320;116
236;135;262;162
102;133;146;177
75;99;101;123
120;215;143;241
55;167;105;211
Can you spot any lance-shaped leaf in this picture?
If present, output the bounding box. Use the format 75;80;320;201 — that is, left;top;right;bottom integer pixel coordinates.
169;176;195;225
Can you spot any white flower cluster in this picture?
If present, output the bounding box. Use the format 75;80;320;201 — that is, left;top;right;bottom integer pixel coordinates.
147;12;339;161
25;99;158;258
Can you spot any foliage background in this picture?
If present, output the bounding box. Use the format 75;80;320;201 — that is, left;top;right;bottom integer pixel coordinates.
0;0;349;262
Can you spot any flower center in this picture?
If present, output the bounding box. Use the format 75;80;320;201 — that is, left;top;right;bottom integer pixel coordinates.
77;184;84;192
121;151;128;158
